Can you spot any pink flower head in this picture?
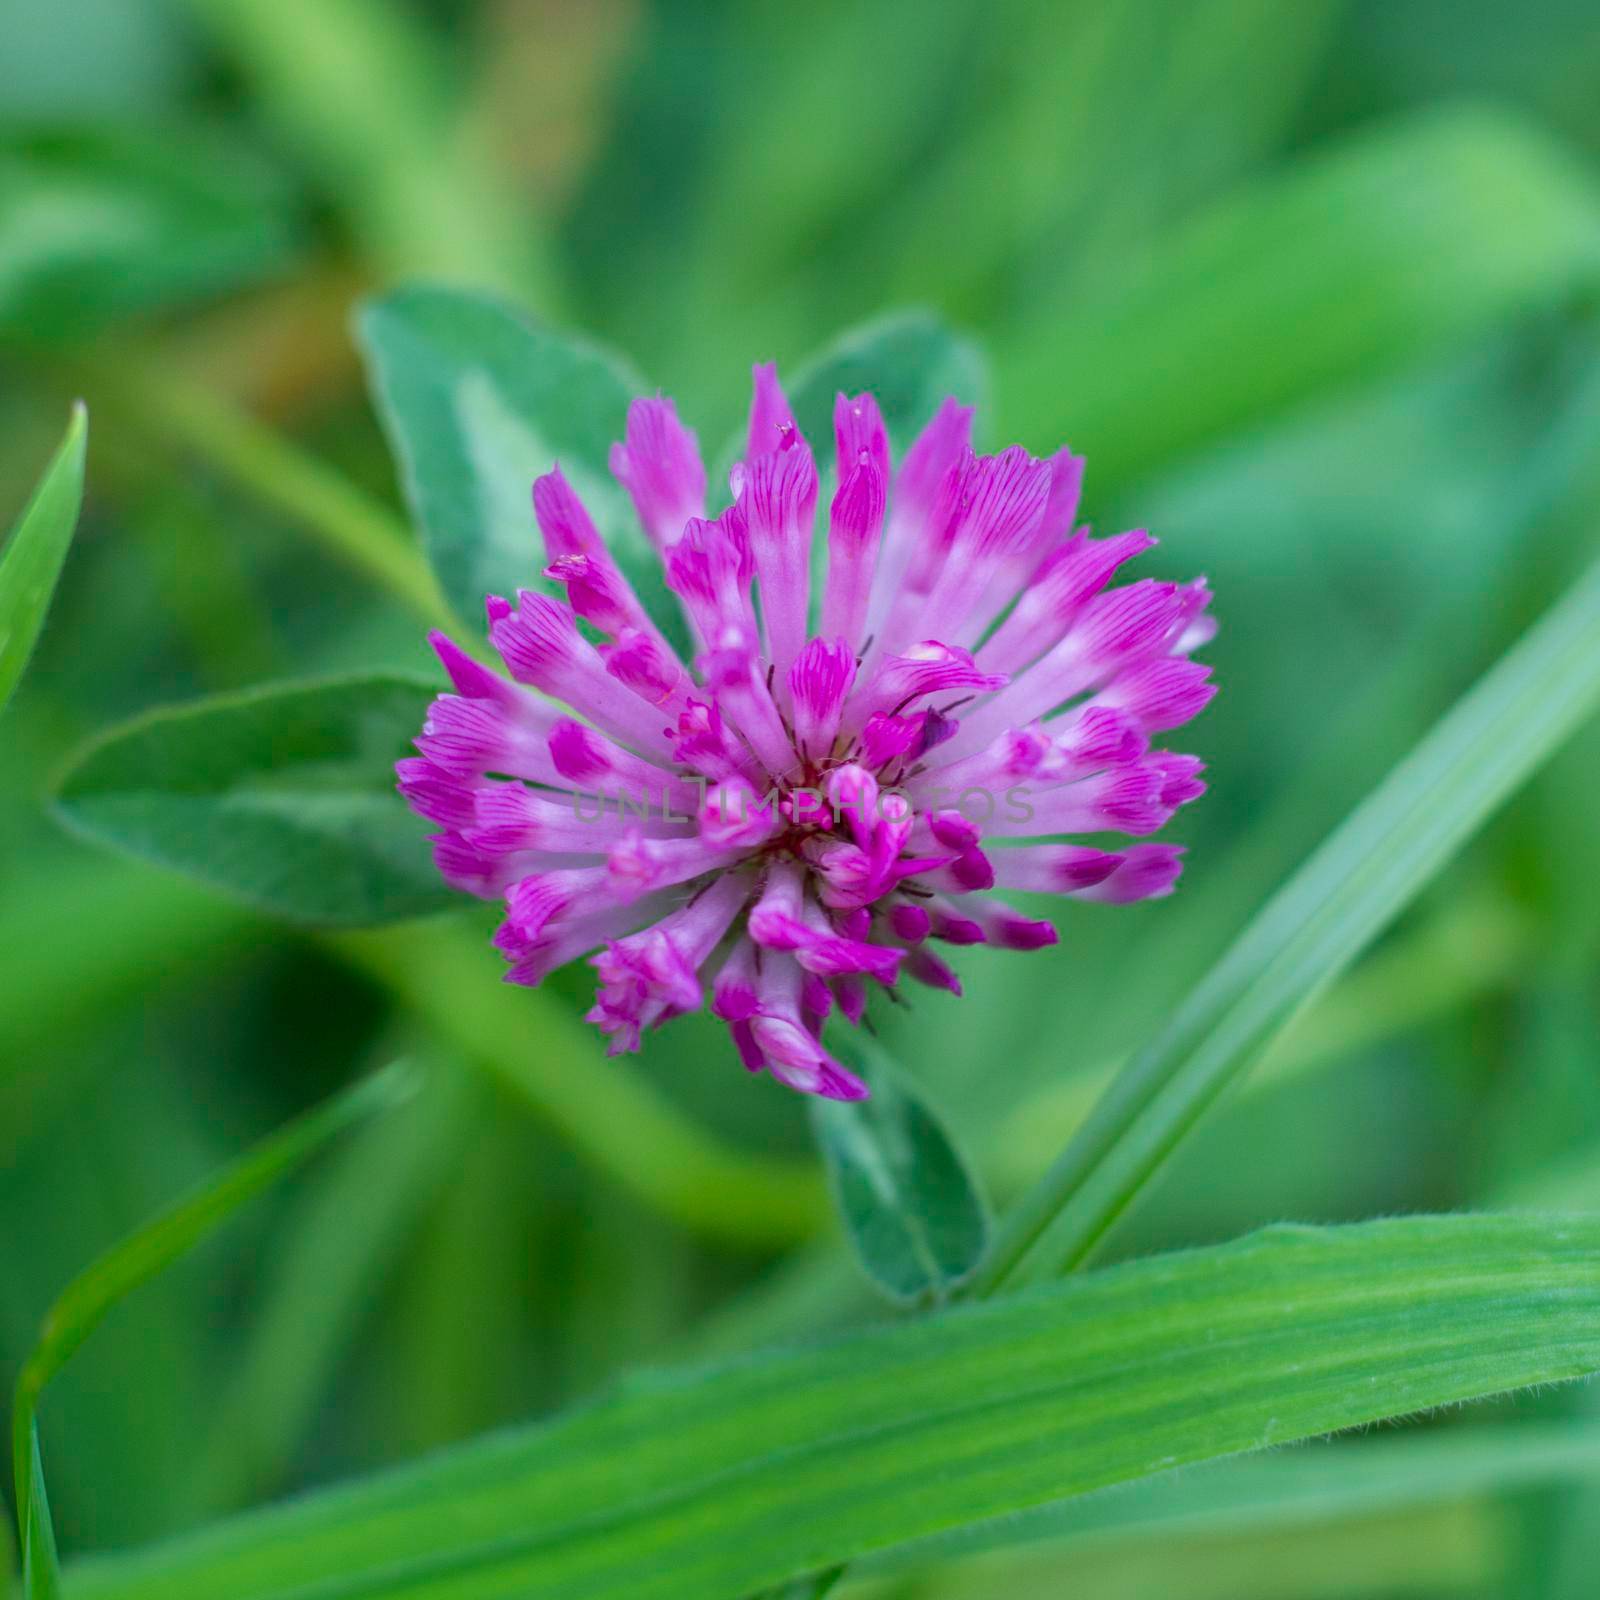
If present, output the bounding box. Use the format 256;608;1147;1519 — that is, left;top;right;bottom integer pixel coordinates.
400;366;1215;1099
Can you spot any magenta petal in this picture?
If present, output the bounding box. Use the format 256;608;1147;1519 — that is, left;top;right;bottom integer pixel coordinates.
610;395;707;552
400;366;1213;1096
746;362;798;460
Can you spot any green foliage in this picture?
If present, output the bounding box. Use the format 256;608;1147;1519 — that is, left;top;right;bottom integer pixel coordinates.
178;0;554;300
0;127;297;338
0;404;86;718
984;547;1600;1289
13;1062;418;1598
1001;106;1600;483
8;6;1600;1597
358;286;682;643
52;675;449;925
810;1032;989;1304
873;1422;1600;1573
65;1217;1600;1600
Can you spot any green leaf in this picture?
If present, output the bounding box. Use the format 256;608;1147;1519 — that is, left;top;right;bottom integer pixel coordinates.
809;1033;989;1304
357;286;682;645
0;125;297;338
12;1060;419;1599
981;548;1600;1290
63;1215;1600;1600
1001;107;1600;486
869;1422;1600;1574
18;1429;60;1600
0;403;86;718
52;674;450;926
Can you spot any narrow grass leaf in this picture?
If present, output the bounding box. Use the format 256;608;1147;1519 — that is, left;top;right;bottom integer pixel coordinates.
0;404;86;718
19;1430;59;1600
810;1032;989;1304
12;1061;419;1599
64;1215;1600;1600
52;674;448;925
983;549;1600;1289
871;1422;1600;1572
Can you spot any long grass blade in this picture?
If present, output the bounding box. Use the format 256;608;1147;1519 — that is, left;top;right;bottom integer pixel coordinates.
10;1061;418;1595
0;404;86;719
62;1215;1600;1600
980;550;1600;1289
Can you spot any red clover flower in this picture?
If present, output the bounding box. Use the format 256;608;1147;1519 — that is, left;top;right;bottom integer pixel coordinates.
398;366;1215;1099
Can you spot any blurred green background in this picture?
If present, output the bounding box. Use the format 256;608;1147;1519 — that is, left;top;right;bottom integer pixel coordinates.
5;2;1600;1595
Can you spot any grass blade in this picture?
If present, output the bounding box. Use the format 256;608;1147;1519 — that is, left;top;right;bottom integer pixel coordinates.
870;1422;1600;1573
981;549;1600;1289
0;403;86;718
9;1061;419;1594
63;1214;1600;1600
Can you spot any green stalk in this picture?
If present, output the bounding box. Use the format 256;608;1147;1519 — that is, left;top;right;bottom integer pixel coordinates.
984;886;1530;1193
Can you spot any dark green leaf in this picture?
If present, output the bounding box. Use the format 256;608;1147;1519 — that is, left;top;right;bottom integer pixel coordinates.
0;403;86;717
357;286;682;644
810;1033;988;1304
0;125;297;338
64;1215;1600;1600
52;674;450;925
12;1061;418;1600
